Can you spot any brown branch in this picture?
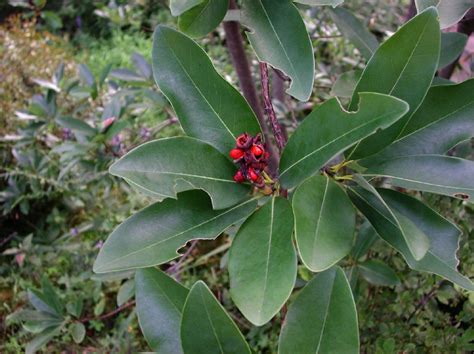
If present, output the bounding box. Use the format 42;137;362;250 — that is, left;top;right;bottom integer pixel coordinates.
79;300;135;323
259;62;287;152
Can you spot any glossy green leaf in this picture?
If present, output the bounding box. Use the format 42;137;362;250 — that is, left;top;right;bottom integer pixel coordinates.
152;26;261;154
279;93;409;189
331;69;362;98
358;260;400;286
347;187;474;291
241;0;314;101
181;281;251;354
109;137;251;209
70;322;86;344
294;0;344;6
179;0;229;38
348;8;440;159
293;175;355;271
416;0;474;29
93;191;257;273
229;197;296;326
360;79;474;167
170;0;203;16
279;267;359;354
438;32;468;69
365;155;474;201
330;7;379;60
135;268;188;353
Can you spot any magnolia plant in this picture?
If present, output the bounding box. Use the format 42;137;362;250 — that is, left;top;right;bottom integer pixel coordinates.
94;1;474;353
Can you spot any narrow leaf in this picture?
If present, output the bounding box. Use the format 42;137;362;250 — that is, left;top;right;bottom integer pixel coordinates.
229;197;296;326
279;267;359;354
93;191;257;273
136;268;188;353
347;187;474;291
438;32;468;69
109;137;251;209
179;0;229;38
241;0;314;101
294;0;344;6
25;326;61;354
351;221;378;261
348;8;440;159
279;93;409;189
181;281;251;354
293;175;355;271
330;7;379;60
416;0;474;29
170;0;204;16
358;260;400;286
152;26;261;154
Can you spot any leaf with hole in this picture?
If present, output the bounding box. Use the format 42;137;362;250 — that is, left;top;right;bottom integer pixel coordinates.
93;191;257;273
229;196;296;326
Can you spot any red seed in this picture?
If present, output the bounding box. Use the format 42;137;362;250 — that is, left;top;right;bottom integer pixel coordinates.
248;168;259;182
229;148;244;160
251;144;264;157
233;170;245;183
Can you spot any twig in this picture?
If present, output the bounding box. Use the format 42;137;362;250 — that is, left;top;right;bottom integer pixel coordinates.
0;233;17;248
406;285;439;322
79;300;135;323
259;62;287;152
167;239;199;275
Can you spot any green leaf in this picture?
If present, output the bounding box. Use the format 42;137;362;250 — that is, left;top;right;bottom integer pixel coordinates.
109;137;251;209
364;155;474;201
293;175;355;271
329;7;379;60
279;267;359;354
109;68;147;82
294;0;344;6
135;268;189;353
181;281;251;354
279;93;409;189
228;197;296;326
179;0;229;38
347;187;474;291
416;0;474;29
56;116;96;137
241;0;314;101
358;260;400;286
152;26;261;154
347;8;440;159
351;221;378;261
93;191;257;273
170;0;204;16
438;32;468;69
70;322;86;344
117;279;135;306
78;63;96;88
360;79;474;167
25;326;61;354
331;69;362;98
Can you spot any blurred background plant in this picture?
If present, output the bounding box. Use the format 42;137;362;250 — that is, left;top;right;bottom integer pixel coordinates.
0;0;472;352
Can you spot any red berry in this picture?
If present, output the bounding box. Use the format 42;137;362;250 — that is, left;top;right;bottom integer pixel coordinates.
233;170;245;183
251;144;264;157
229;148;244;160
247;168;259;182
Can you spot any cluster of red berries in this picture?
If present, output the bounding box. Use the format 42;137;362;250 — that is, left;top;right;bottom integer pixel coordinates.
230;133;270;188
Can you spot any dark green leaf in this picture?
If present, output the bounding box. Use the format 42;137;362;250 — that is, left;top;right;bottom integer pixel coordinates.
179;0;229;38
330;7;379;60
347;187;474;291
438;32;468;69
229;197;296;326
93;191;257;273
348;8;440;159
241;0;314;101
109;68;147;82
358;260;400;286
78;64;96;88
279;93;408;189
152;26;261;154
56;116;96;137
351;221;378;260
170;0;203;16
416;0;474;29
293;175;355;271
331;70;362;98
109;137;252;209
132;52;152;79
136;268;188;353
181;281;251;354
279;267;359;354
25;326;61;354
